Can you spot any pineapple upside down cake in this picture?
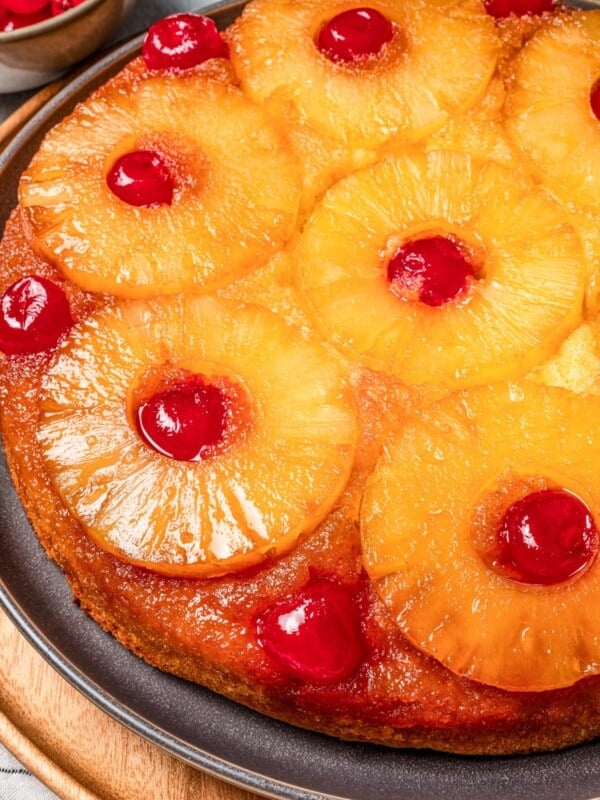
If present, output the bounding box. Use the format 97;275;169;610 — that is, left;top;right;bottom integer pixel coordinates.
3;0;600;756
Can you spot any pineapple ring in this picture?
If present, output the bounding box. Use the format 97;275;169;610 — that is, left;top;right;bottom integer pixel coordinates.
297;150;585;388
18;66;301;299
360;381;600;692
36;296;358;577
504;12;600;215
228;0;499;149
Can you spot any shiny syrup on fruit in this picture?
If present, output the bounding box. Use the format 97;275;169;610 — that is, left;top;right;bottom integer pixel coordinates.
142;12;228;71
497;489;598;585
256;577;365;684
316;7;393;63
0;275;73;355
387;235;475;307
107;150;175;207
136;375;230;462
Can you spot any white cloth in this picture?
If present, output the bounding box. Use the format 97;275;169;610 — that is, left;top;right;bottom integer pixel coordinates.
0;743;59;800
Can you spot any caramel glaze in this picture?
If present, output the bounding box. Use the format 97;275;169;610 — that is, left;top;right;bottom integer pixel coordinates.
2;208;600;755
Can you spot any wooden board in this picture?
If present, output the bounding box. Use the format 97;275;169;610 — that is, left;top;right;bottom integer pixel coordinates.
0;78;73;149
0;80;264;800
0;608;263;800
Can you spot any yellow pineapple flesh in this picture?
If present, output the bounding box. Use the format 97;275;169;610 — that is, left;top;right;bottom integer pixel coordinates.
296;149;585;388
227;0;499;151
504;10;600;215
271;104;380;223
18;63;301;299
421;76;517;168
37;295;357;577
532;321;600;397
360;381;600;692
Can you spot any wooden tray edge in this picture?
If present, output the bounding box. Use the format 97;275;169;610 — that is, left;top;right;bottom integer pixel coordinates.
0;696;100;800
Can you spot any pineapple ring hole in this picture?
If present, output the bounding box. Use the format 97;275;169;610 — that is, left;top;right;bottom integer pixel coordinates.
104;133;207;206
315;7;395;64
107;150;175;207
472;472;599;586
383;229;484;307
313;7;406;72
127;363;253;462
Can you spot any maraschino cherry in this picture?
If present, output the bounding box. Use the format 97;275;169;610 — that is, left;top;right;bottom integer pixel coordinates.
256;577;365;684
316;7;394;64
136;376;229;462
0;0;86;31
387;235;475;307
0;2;49;30
2;0;47;12
484;0;554;17
142;13;228;72
0;275;72;355
107;150;175;207
51;0;86;13
591;81;600;123
497;489;598;585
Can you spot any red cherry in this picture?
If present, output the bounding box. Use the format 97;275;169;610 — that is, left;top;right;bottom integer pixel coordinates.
142;13;228;72
106;150;175;207
484;0;554;18
591;80;600;122
0;275;72;355
51;0;86;15
256;577;365;684
136;376;229;462
317;7;393;64
0;3;50;30
387;235;475;307
497;489;598;585
2;0;48;13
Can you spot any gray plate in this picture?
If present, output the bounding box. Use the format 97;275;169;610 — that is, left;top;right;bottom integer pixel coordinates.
2;3;600;799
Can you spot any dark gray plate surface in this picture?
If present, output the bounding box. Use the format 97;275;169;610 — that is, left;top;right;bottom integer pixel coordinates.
2;4;600;799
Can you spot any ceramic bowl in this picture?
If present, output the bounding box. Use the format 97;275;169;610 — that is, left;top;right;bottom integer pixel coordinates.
0;0;136;93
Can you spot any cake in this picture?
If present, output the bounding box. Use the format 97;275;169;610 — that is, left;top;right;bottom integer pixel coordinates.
2;0;600;756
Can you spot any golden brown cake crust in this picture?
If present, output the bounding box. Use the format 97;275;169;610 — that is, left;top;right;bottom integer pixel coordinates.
2;207;600;756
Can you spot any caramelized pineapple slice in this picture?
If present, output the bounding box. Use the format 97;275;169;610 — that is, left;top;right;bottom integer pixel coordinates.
19;67;301;299
278;106;380;222
361;382;600;692
420;10;552;169
37;296;357;577
228;0;499;150
422;77;517;167
297;149;584;388
531;321;600;397
504;11;600;215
